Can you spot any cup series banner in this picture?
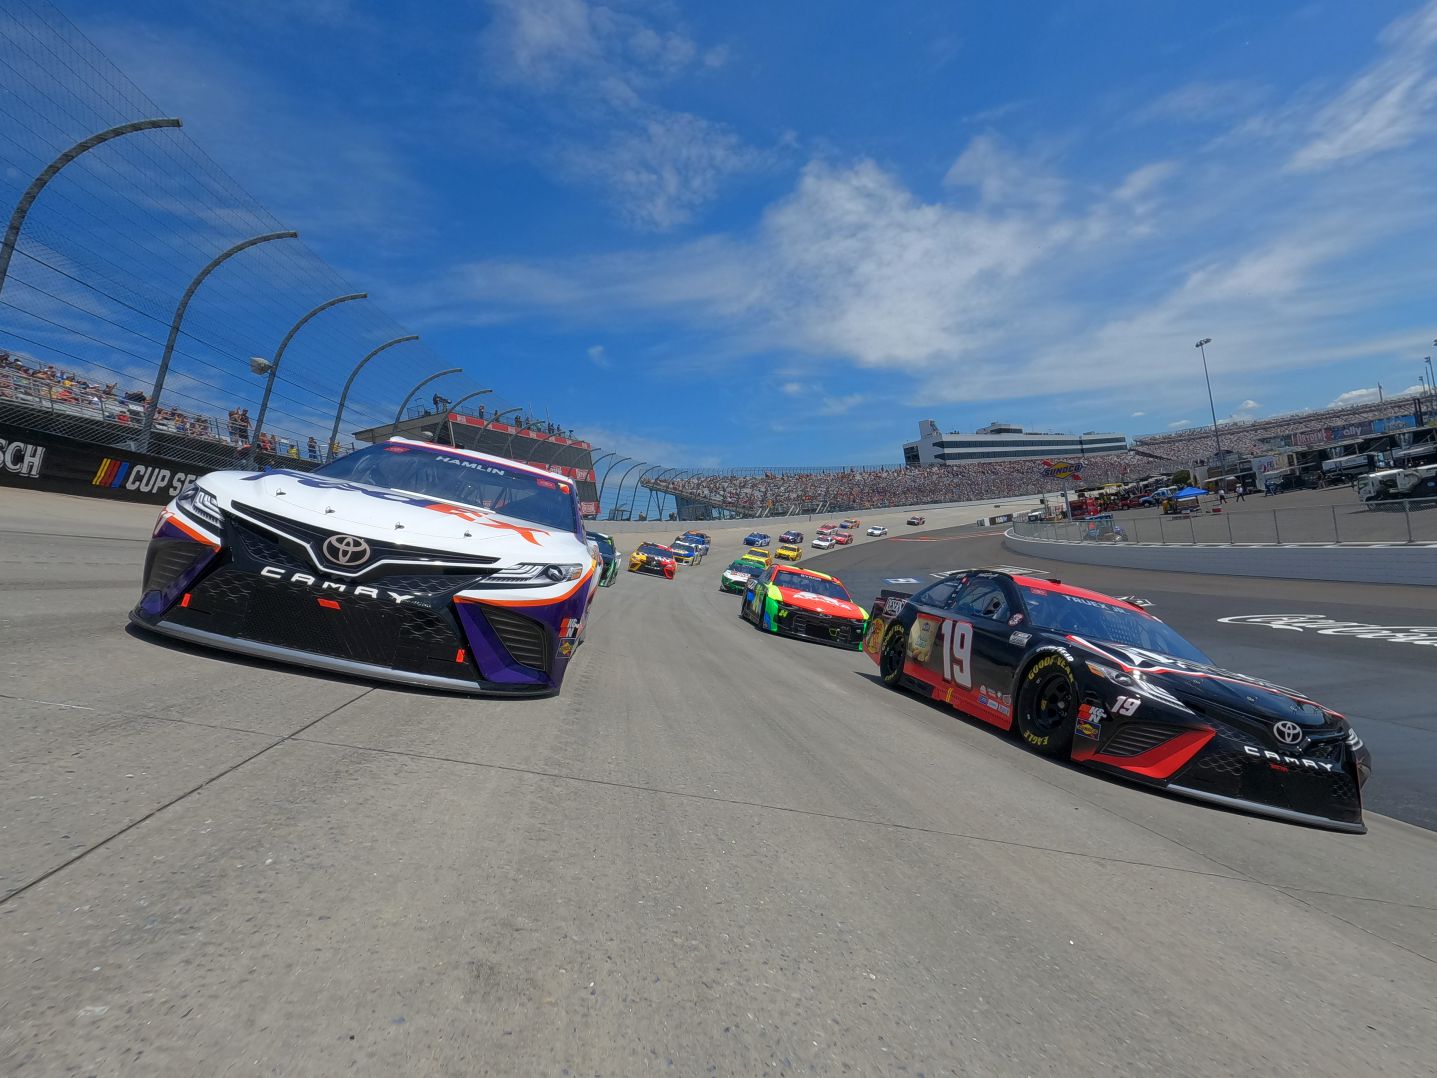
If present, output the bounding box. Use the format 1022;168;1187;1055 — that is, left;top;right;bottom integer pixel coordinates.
0;421;202;504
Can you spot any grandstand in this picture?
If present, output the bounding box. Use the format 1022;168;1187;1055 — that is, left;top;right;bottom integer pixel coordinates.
645;394;1436;519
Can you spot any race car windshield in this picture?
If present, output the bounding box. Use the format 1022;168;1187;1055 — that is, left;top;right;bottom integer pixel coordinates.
636;543;672;557
317;444;577;531
727;561;757;574
590;534;615;555
774;571;850;600
1018;586;1211;664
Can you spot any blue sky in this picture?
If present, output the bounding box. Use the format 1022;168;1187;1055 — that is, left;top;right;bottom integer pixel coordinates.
61;0;1437;467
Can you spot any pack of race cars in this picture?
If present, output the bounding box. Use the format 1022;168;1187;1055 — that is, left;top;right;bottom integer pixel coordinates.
135;464;1373;833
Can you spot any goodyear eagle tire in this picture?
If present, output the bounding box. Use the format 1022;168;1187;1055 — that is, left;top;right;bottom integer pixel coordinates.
1016;652;1077;758
879;624;907;689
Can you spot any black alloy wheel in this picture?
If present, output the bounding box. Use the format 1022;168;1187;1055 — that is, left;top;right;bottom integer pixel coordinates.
879;624;907;688
1016;657;1078;757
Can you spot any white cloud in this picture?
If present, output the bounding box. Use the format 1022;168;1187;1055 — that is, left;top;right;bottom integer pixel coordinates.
1136;80;1264;124
943;134;1064;210
586;344;609;368
816;393;865;416
1233;399;1262;414
1290;0;1437;171
1168;419;1194;429
1131;410;1146;417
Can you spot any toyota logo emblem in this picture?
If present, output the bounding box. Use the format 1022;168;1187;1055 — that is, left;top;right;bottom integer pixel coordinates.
322;534;371;566
1273;720;1304;746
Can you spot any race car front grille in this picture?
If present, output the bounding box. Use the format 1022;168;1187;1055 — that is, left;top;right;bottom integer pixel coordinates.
1101;724;1185;758
479;605;551;673
786;613;862;646
168;563;476;679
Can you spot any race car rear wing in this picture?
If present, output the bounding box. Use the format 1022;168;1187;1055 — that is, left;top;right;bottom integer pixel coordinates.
869;587;913;621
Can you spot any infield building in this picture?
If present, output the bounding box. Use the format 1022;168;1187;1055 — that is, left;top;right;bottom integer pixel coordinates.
902;420;1126;466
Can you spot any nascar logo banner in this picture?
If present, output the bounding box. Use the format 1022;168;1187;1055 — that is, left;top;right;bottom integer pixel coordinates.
0;421;199;504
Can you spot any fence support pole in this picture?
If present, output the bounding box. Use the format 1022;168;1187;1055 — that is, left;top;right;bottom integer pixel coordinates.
1405;499;1413;544
1189;516;1197;545
1273;510;1282;545
1226;511;1234;545
1332;504;1340;544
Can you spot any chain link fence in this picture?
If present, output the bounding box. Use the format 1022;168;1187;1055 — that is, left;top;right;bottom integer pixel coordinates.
1012;499;1437;545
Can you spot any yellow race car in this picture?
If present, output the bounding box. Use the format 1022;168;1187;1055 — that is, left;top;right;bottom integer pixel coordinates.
741;548;773;568
774;543;802;561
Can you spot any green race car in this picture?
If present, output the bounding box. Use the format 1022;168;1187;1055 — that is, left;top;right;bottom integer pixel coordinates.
589;531;622;587
720;558;763;594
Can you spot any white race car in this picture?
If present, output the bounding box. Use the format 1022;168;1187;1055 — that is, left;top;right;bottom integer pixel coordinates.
130;438;598;696
811;535;837;550
866;525;888;537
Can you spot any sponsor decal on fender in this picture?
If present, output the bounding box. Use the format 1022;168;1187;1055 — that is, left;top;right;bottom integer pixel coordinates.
1076;703;1105;739
976;685;1012;717
0;436;45;478
1218;613;1437;647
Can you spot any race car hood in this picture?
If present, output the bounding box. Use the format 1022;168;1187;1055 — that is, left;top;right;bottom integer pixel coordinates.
1079;639;1332;727
771;585;866;620
197;469;587;560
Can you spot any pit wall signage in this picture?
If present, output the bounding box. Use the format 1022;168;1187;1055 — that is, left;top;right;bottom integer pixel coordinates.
0;421;199;503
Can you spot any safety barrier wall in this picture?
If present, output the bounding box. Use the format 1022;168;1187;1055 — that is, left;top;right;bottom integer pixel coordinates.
1002;528;1437;587
0;420;314;505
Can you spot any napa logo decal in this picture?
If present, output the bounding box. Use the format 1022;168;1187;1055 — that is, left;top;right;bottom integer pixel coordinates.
92;458;197;495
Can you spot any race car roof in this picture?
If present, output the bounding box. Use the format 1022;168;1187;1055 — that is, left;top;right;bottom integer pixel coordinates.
772;564;838;582
387;437;567;482
1009;573;1158;618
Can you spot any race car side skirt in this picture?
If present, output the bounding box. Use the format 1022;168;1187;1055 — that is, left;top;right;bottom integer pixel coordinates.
131;616;549;697
1165;784;1366;834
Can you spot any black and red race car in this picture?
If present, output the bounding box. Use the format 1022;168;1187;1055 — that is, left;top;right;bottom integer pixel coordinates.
861;569;1372;832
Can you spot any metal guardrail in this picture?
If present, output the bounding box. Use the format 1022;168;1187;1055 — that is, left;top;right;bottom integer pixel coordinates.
1010;499;1437;545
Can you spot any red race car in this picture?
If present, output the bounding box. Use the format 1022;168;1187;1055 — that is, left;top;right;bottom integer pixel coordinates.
832;531;854;545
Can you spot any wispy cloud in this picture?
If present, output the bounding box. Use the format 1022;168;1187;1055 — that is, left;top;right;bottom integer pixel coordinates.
1330;383;1425;407
478;0;762;230
586;344;610;368
1290;0;1437;171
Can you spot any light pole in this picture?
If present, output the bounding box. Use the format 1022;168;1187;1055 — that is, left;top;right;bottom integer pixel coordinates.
327;334;419;459
0;118;183;297
610;460;648;520
1426;354;1435;399
1194;338;1223;478
143;229;298;447
251;292;368;461
393;368;463;425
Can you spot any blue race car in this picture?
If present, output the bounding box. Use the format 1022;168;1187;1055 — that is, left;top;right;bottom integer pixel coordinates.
743;532;771;547
676;531;711;555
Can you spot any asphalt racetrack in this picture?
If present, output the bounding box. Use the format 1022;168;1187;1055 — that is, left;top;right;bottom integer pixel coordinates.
2;490;1435;1076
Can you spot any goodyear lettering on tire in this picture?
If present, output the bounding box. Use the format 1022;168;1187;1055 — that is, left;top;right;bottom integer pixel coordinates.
1025;651;1072;684
1021;730;1049;747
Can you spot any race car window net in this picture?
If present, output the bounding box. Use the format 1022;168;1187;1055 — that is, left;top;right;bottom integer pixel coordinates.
773;571;849;600
1017;586;1210;665
317;444;577;531
953;581;1009;623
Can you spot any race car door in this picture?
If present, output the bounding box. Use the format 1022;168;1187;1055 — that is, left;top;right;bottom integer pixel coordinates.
941;575;1027;730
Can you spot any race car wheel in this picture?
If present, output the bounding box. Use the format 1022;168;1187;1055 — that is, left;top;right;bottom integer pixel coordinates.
879;624;907;689
1015;654;1077;757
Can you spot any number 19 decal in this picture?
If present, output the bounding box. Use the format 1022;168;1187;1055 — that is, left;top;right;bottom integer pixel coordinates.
940;619;973;688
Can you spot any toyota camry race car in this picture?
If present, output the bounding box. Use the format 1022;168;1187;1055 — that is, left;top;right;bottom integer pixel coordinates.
669;540;704;566
832;531;853;546
775;543;802;561
840;518;860;529
779;530;804;544
131;439;597;697
811;535;836;550
862;569;1372;832
629;542;677;578
743;532;771;547
906;515;926;526
741;564;867;649
866;525;888;537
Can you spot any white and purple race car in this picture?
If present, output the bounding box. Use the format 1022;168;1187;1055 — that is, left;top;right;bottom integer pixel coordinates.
130;438;598;696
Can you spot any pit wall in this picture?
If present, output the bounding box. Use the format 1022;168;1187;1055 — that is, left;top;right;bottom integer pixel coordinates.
1002;530;1437;587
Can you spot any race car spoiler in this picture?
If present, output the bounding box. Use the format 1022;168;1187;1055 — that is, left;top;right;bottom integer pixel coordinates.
869;588;913;620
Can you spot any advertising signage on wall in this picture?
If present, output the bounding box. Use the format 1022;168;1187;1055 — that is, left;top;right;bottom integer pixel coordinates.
0;422;201;503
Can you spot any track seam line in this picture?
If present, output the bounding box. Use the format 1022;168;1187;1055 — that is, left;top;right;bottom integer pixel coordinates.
0;688;375;908
285;732;1262;885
